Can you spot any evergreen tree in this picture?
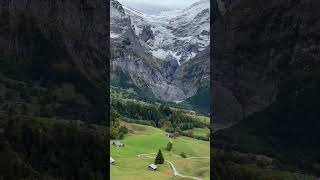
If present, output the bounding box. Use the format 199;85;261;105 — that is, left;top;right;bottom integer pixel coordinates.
119;126;128;134
154;149;164;164
166;142;173;151
110;109;120;126
159;104;171;117
119;132;124;139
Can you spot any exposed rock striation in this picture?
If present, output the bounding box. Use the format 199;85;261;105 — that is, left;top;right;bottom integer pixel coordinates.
110;0;210;103
212;0;320;124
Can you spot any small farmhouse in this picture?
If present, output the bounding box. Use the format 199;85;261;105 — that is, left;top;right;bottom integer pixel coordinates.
165;133;175;138
110;157;115;164
148;164;157;171
112;140;124;147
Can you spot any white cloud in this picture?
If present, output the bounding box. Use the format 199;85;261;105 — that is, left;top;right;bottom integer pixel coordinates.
118;0;200;9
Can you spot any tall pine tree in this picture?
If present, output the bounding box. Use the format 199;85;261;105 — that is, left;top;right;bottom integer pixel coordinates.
154;149;164;164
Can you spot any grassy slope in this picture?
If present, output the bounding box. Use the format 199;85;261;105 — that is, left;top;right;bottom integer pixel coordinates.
185;128;210;137
110;122;210;180
189;114;210;125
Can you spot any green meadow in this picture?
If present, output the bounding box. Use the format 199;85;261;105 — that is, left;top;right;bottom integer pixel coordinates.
184;128;210;137
110;122;210;180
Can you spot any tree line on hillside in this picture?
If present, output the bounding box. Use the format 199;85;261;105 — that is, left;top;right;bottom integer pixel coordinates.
0;114;107;180
0;74;104;125
212;149;310;180
110;109;128;140
110;99;209;140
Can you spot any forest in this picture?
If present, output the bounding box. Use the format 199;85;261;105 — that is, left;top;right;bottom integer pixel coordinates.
0;113;107;180
110;98;210;141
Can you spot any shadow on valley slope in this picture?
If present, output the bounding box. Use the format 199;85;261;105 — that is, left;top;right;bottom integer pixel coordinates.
0;0;108;179
212;0;320;179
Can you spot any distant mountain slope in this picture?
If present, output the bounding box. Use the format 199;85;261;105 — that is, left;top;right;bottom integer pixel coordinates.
0;0;108;179
0;0;107;123
213;0;320;176
125;1;210;65
213;0;320;124
111;0;210;110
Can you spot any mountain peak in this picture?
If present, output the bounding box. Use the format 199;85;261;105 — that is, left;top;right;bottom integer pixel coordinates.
110;0;210;103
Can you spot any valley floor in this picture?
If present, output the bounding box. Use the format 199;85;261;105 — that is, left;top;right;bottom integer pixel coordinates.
110;122;210;180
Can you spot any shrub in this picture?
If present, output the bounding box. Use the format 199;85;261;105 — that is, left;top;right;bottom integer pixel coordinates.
180;152;187;158
166;142;173;151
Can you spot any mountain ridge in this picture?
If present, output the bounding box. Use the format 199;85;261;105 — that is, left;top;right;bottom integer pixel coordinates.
110;0;210;108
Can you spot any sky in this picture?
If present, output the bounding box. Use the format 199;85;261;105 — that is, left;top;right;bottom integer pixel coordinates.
118;0;200;9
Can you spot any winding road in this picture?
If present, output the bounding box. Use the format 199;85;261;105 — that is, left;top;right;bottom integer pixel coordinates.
137;153;208;180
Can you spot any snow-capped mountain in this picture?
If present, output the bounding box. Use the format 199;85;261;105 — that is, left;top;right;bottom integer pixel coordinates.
124;0;210;65
110;0;210;104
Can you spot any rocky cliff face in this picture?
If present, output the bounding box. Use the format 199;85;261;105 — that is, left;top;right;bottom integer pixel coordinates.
140;25;154;42
1;0;107;80
111;0;210;104
213;1;320;174
0;0;107;122
0;1;108;179
126;0;210;65
212;0;320;124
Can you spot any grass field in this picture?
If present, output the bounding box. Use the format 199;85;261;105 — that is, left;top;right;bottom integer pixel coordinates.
110;122;210;180
184;128;210;137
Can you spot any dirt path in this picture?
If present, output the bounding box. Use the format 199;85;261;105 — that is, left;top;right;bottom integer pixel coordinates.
166;160;202;180
137;153;204;180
